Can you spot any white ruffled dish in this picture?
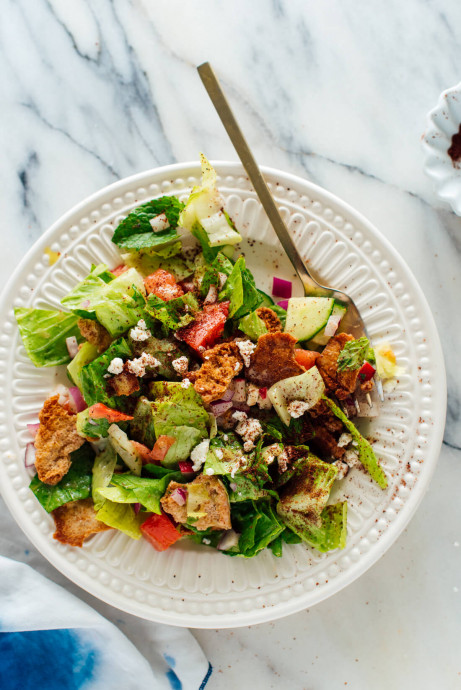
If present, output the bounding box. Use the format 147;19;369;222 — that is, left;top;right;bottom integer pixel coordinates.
422;81;461;215
0;162;446;628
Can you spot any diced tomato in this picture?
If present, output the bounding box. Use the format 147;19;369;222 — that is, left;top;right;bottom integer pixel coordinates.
144;269;184;301
131;441;157;465
87;403;133;423
294;349;320;371
358;360;376;382
177;301;229;353
179;461;194;474
141;512;183;552
150;435;176;462
112;264;129;276
259;387;267;399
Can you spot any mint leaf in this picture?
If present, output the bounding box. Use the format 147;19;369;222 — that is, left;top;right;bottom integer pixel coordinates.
337;337;370;371
112;196;184;250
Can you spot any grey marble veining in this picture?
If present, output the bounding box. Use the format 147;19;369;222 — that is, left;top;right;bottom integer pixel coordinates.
1;1;460;687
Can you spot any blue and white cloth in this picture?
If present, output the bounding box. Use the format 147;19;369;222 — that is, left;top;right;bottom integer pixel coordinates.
0;556;212;690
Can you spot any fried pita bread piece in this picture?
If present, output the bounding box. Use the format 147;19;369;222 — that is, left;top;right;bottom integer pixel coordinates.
246;332;304;387
255;307;281;333
52;498;112;547
161;475;231;531
316;333;359;400
106;370;140;397
35;395;85;485
189;341;243;404
77;317;112;353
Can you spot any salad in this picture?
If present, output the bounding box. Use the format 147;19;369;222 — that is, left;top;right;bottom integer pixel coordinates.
15;155;397;558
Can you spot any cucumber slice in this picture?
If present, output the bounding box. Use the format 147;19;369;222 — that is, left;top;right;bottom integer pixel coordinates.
309;302;347;347
285;297;334;342
257;290;276;308
268;366;325;426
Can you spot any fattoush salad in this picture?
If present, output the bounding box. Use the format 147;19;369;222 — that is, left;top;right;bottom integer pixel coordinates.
15;156;400;557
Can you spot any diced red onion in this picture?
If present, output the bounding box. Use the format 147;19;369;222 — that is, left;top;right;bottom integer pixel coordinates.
232;378;246;403
171;487;187;506
277;299;289;310
66;336;79;359
324;313;342;337
229;482;238;492
272;277;292;299
217;529;240;551
203;284;218;305
221;387;234;402
27;423;40;438
24;442;36;467
179;461;194;474
133;503;141;515
81;299;91;309
259;387;267;399
210;400;233;417
69;386;87;412
232;401;250;412
54;384;70;406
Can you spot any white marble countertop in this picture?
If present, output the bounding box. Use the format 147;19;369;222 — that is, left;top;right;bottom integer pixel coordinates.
1;1;460;688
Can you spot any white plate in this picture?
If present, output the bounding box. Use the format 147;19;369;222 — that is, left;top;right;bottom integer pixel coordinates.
0;162;446;628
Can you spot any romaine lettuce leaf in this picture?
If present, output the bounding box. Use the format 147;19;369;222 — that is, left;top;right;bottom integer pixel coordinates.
219;256;263;319
203;433;246;476
98;470;183;514
227;474;277;503
199;252;234;297
238;311;268;341
80;338;132;408
94;269;147;337
92;444;117;510
111;195;184;250
278;502;347;553
95;500;142;539
130;397;157;448
130;334;189;380
60;264;115;318
15;308;83;368
122;249;195;281
277;454;338;515
322;396;388;489
29;443;94;512
228;500;284;558
146;292;199;331
67;341;99;388
76;409;111;439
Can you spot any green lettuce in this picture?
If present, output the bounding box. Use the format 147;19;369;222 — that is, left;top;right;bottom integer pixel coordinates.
94;270;147;337
228;500;284;558
322;396;388;489
67;342;99;388
95;500;142;539
29;444;94;512
80;338;132;408
218;256;262;319
92;444;118;510
227;474;277;503
278;502;348;553
238;311;268;341
15;308;83;368
199;252;234;298
60;264;115;318
146;292;200;331
130;397;157;448
98;471;182;514
122;250;195;282
130;334;189;380
111;195;184;251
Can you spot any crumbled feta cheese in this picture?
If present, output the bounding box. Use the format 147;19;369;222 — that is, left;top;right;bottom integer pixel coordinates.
287;400;311;418
338;433;353;448
246;383;259;407
223;434;229;441
205;467;215;476
181;378;191;389
149;213;170;232
258;396;272;410
127;352;160;377
332;460;349;480
203;284;218;305
202;538;211;545
344;449;360;468
107;357;124;375
130;319;151;342
277;449;289;473
234;362;242;372
236;339;256;367
218;272;228;289
171;356;188;375
264;444;283;466
232;410;248;423
215;448;224;459
190;439;210;472
233;414;263;452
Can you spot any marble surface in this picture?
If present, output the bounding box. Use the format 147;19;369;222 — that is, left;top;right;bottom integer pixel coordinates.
1;0;460;687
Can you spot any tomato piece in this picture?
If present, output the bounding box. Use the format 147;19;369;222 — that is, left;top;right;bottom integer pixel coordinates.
294;349;320;370
131;441;156;464
141;513;182;551
358;360;376;382
112;264;129;276
177;302;229;352
150;435;176;462
179;461;194;474
87;403;133;423
144;269;184;301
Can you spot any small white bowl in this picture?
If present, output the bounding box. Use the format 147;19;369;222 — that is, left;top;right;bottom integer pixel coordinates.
422;81;461;215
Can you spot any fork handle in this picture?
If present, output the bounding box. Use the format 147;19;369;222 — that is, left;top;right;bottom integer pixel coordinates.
197;62;323;296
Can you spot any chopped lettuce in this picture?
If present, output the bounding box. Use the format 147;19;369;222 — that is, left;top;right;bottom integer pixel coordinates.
111;195;184;250
322;396;388;489
95;500;142;539
99;471;182;514
29;444;94;513
131;397;157;448
179;154;242;254
94;269;146;337
238;311;268;341
199;252;234;298
203;433;246;476
146;292;200;331
218;256;263;319
130;334;189;380
67;341;99;388
60;264;115;318
76;409;111;439
122;249;195;281
92;444;117;510
80;338;132;408
15;308;83;368
228;500;284;558
227;474;277;503
278;502;348;553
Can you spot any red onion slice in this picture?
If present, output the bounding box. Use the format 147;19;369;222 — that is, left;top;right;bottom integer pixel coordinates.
210;400;233;417
272;277;292;299
324;313;342;337
232;378;246;403
217;529;240;550
133;503;141;515
27;423;40;438
203;284;218;305
24;442;36;468
277;299;289;310
220;387;234;402
68;386;87;412
66;336;79;359
232;401;250;413
171;487;187;506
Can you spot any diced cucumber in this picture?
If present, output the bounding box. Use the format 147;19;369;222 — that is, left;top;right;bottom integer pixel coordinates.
257;290;276;308
67;341;99;388
285;297;334;342
268;366;325;426
309;302;347;347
